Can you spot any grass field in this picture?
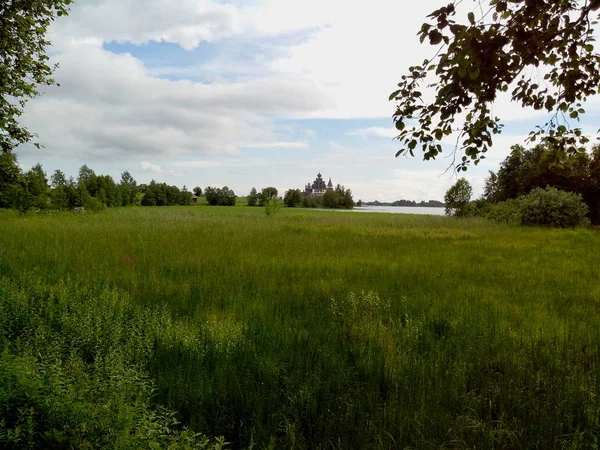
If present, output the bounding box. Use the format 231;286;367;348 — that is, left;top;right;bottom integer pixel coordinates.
1;206;599;449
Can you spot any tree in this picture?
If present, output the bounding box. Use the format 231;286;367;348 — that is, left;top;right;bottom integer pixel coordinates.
193;186;202;197
1;0;72;153
322;190;338;209
204;186;220;206
51;169;67;189
444;178;473;217
220;186;236;206
204;186;236;206
25;163;50;208
179;186;192;205
119;171;138;206
259;187;278;206
283;189;302;207
247;187;258;206
77;165;97;197
335;184;355;209
0;151;21;208
391;0;600;170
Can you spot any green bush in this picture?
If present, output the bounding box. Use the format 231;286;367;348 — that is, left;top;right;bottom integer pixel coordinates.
519;187;589;228
486;198;523;225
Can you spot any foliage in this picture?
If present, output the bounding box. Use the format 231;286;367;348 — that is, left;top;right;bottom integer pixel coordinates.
519;187;589;228
0;276;228;449
204;186;236;206
1;207;600;448
485;198;523;225
444;178;472;217
258;187;278;207
283;189;302;207
140;180;190;207
484;143;600;223
247;187;258;206
119;171;138;206
468;197;491;217
321;184;355;209
391;0;600;169
264;197;282;217
193;186;203;197
0;152;21;208
301;195;320;208
0;0;72;153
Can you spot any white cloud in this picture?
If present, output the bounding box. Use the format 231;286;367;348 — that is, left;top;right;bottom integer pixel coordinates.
140;161;162;172
349;127;398;139
19;42;333;162
53;0;241;50
241;141;309;149
140;161;182;178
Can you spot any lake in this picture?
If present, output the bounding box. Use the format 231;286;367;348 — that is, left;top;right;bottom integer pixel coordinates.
354;206;446;215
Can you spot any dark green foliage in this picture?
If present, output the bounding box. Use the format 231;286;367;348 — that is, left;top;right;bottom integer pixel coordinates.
283;188;302;207
204;186;236;206
118;171;138;206
0;152;21;208
444;178;472;217
258;187;278;206
140;180;189;207
484;143;600;224
0;0;72;153
391;1;600;169
321;184;355;209
12;176;34;215
193;186;203;197
247;187;258;206
301;195;321;208
485;198;523;225
520;187;589;228
179;186;192;205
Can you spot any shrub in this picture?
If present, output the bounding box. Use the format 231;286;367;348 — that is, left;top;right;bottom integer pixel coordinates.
83;196;106;212
519;187;589;228
486;198;523;225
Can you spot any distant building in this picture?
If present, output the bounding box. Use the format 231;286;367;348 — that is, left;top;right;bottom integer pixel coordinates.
191;195;200;204
302;172;334;197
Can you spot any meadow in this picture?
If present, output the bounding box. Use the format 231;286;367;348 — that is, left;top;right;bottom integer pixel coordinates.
0;206;599;449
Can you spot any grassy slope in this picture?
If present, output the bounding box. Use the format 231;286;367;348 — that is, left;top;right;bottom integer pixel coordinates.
1;206;599;449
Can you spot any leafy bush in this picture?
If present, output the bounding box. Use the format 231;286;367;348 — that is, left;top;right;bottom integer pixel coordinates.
83;195;106;212
519;187;589;228
468;198;491;217
486;198;523;225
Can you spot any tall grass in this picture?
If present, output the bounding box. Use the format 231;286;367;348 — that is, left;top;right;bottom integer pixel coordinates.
1;206;599;448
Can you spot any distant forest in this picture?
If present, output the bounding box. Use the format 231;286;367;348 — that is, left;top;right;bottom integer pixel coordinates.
362;200;445;207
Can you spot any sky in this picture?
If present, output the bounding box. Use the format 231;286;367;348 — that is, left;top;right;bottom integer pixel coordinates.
13;0;600;202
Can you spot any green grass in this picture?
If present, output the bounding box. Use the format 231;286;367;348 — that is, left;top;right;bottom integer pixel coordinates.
1;206;599;449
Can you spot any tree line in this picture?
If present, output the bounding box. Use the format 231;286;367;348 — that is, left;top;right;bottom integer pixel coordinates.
0;155;357;214
444;143;600;227
0;155;214;213
246;185;354;209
